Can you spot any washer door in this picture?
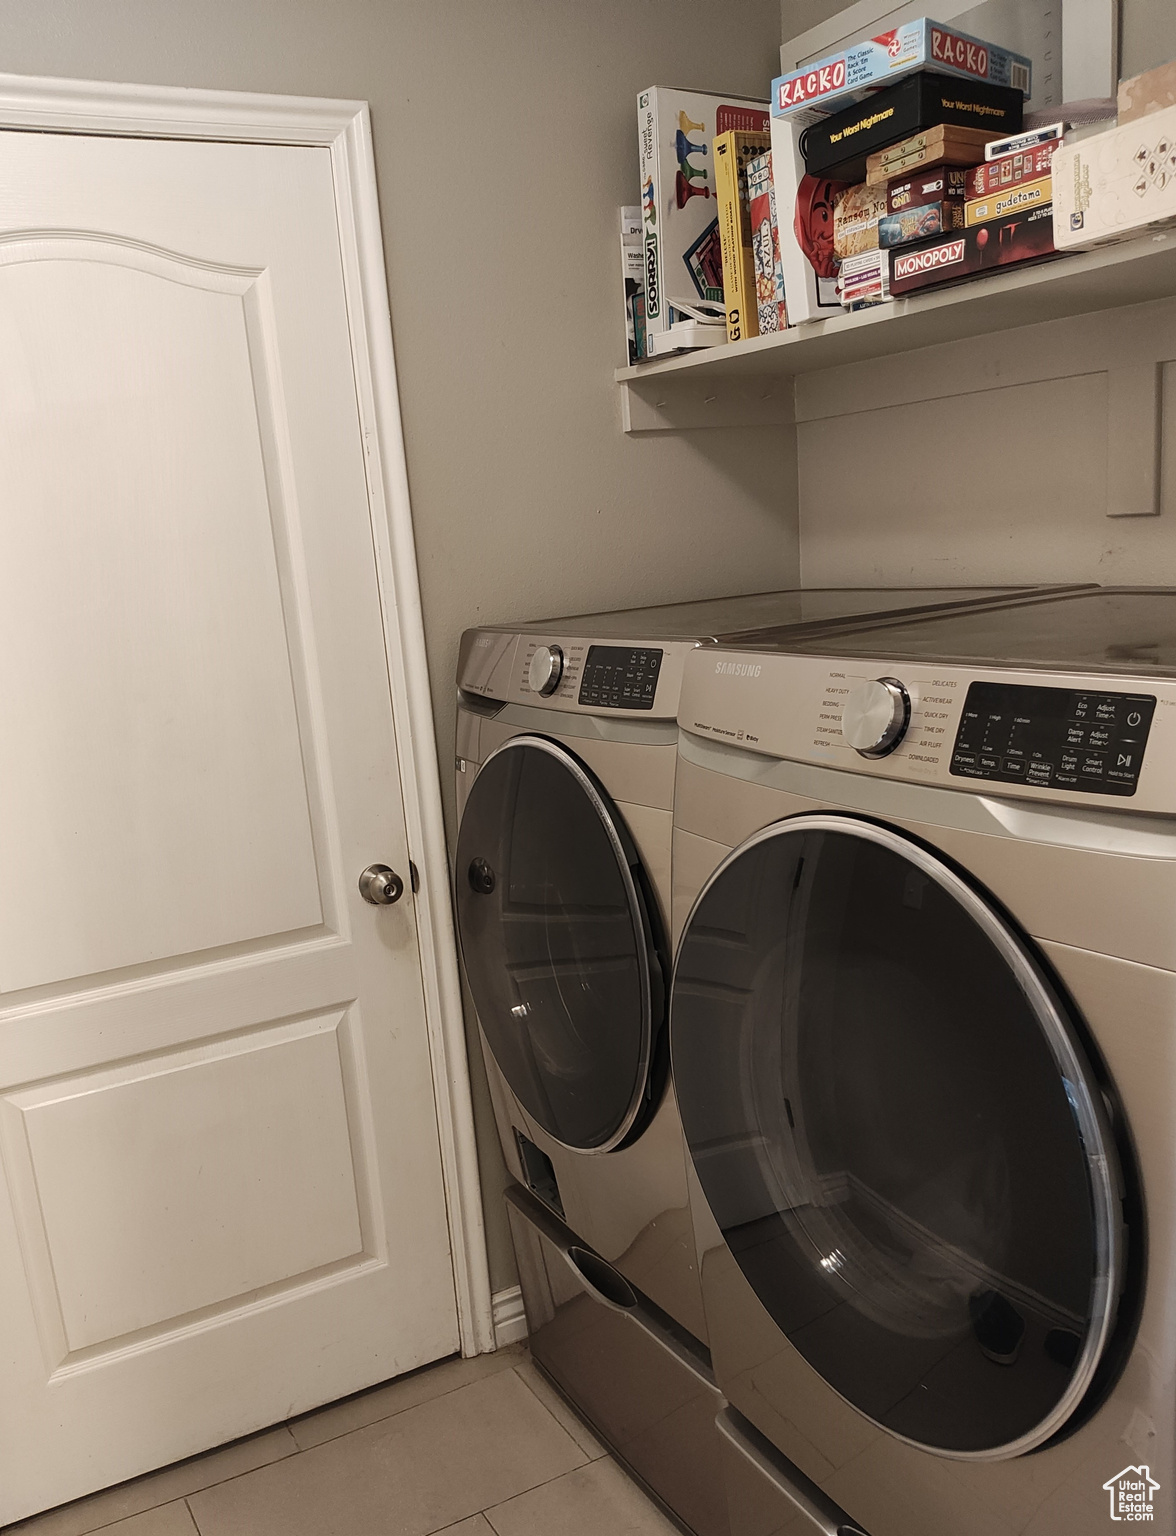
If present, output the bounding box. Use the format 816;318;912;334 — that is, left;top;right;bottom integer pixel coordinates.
456;735;665;1153
671;814;1124;1458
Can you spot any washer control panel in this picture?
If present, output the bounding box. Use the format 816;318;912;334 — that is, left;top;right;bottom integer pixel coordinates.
950;682;1156;796
578;645;663;710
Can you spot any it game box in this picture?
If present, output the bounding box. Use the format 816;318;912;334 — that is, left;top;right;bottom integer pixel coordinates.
638;87;769;353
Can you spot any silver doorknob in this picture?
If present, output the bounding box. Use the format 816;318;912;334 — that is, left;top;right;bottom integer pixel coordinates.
359;864;405;905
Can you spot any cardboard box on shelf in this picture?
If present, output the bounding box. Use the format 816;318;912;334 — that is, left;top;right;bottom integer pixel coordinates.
833;182;887;258
637;87;768;353
867;123;1001;185
965;141;1057;197
770;106;846;324
803;70;1022;185
714;129;771;342
1053;107;1176;250
747;150;788;333
879;200;964;247
772;19;1031;125
889;201;1056;294
887;168;967;212
983;123;1064;160
838;247;890;306
1118;59;1176;126
965;173;1052;225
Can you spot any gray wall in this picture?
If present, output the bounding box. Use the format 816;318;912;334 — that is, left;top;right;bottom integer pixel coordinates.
0;0;795;1298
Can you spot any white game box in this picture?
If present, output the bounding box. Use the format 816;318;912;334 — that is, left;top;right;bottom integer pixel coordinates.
638;87;769;353
1053;106;1176;251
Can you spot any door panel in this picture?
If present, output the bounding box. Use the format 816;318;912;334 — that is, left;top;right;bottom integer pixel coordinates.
0;129;457;1520
0;246;324;990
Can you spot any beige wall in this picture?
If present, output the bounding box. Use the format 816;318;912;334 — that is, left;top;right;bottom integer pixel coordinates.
0;0;795;1296
797;299;1176;588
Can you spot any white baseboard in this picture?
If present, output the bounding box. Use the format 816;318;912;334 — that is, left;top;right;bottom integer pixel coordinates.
492;1285;528;1348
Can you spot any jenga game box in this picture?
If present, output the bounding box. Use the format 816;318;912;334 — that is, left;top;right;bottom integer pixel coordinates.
890;202;1056;294
887;167;967;212
965;141;1057;197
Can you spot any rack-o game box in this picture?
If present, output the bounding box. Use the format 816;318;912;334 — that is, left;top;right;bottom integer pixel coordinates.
638;87;769;352
772;19;1031;127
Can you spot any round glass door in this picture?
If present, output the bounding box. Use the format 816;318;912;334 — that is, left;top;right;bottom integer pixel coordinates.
456;735;665;1153
671;814;1125;1458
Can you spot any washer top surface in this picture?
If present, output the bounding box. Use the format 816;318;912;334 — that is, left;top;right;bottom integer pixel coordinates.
770;587;1176;675
457;586;1088;718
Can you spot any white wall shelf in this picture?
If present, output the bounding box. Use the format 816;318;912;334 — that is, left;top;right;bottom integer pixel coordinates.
617;231;1176;432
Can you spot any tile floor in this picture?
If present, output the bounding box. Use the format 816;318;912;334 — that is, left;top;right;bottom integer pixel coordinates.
2;1344;679;1536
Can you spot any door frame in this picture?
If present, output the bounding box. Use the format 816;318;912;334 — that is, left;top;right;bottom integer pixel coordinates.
0;71;494;1356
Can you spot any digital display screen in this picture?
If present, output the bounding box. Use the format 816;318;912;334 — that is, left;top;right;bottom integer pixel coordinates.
577;646;662;710
950;682;1155;796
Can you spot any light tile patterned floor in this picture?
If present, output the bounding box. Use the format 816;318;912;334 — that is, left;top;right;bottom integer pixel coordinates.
2;1345;679;1536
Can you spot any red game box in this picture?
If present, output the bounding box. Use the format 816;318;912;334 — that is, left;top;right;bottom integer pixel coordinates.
964;140;1057;198
887;168;968;213
889;202;1056;294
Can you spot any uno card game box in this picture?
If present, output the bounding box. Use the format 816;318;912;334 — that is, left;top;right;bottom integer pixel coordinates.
887;167;967;212
803;70;1022;184
637;87;769;351
1053;106;1176;251
890;201;1056;294
772;19;1031;126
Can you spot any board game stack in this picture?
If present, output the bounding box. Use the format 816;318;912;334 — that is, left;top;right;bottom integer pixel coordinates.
637;87;769;355
769;19;1032;323
714;129;771;342
889;121;1060;295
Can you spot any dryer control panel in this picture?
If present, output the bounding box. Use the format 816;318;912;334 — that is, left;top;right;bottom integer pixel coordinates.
950;682;1156;796
577;645;663;710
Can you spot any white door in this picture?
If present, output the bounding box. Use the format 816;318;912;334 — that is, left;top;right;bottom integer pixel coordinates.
0;126;459;1523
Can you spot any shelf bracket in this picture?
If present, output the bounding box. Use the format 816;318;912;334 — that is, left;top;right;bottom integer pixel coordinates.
620;373;794;433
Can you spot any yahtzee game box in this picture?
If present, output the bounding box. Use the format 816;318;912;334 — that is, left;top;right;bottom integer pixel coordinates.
638;87;769;353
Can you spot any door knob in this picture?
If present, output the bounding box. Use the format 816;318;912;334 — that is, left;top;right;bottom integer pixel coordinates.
359;864;405;905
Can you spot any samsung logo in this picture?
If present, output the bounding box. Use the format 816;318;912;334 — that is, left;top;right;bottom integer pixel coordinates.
715;660;762;677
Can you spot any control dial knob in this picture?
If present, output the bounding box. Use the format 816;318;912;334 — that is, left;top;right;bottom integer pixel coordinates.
842;677;910;758
527;644;564;696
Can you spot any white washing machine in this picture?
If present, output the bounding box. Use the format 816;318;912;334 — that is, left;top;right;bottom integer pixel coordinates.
670;587;1175;1536
454;586;1072;1536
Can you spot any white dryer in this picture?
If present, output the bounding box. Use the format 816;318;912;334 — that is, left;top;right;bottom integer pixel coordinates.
454;586;1066;1536
670;588;1174;1536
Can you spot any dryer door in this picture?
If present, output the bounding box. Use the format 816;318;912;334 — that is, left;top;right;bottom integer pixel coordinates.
456;735;665;1153
672;814;1125;1459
